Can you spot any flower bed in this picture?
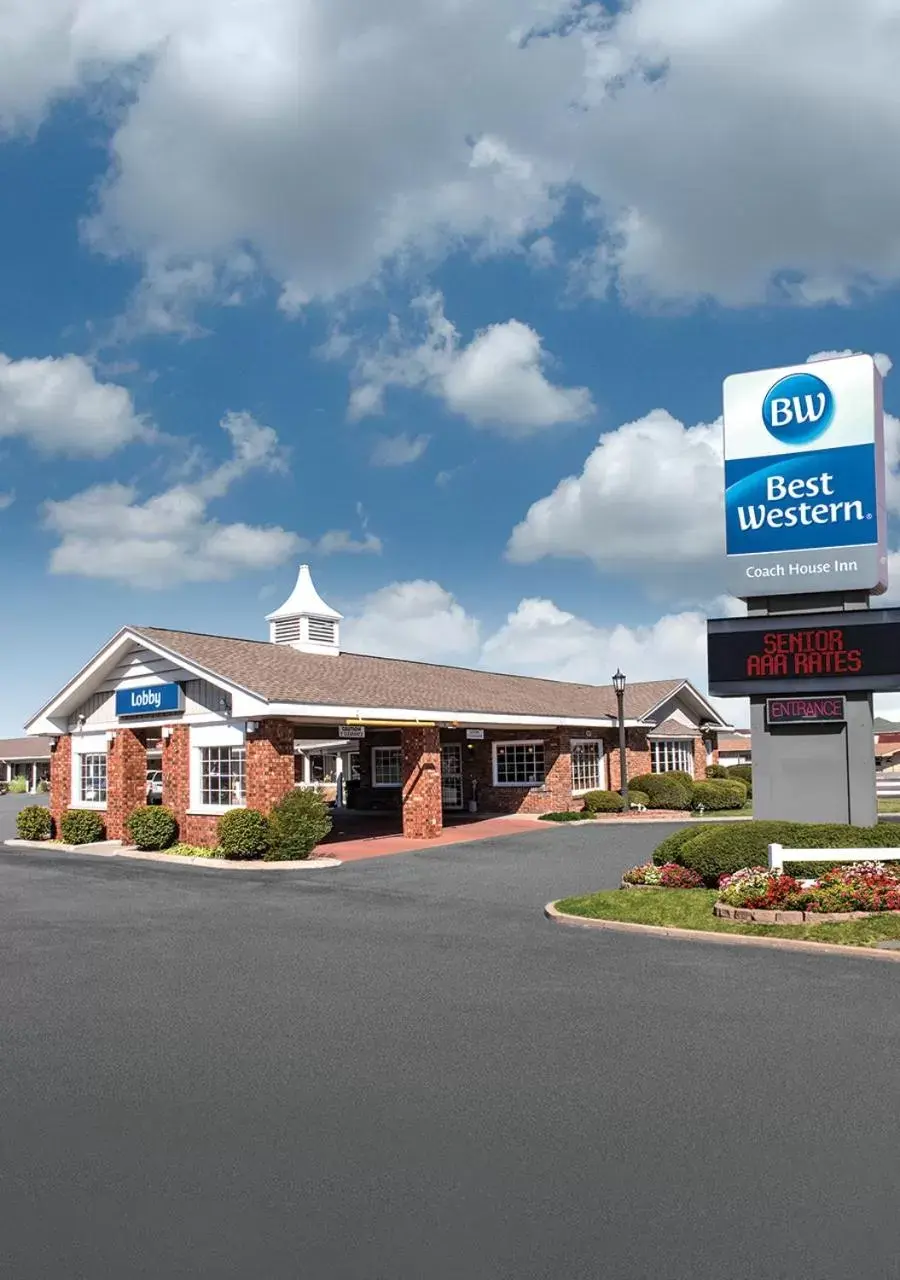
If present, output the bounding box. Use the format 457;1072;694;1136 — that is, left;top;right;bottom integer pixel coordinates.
622;862;704;888
715;862;900;923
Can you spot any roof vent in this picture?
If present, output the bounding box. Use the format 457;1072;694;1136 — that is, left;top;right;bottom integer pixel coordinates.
266;565;342;655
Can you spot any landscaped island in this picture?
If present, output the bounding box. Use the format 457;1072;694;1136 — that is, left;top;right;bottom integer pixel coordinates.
554;820;900;949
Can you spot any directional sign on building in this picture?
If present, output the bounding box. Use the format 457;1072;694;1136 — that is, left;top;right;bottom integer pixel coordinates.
722;354;887;598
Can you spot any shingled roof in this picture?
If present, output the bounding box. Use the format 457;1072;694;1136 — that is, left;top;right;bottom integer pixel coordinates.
0;736;52;759
132;626;686;722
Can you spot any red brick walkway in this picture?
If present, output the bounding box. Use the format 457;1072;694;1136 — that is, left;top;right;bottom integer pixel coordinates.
323;813;541;862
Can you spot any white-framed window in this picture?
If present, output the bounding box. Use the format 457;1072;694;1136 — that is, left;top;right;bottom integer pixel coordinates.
80;753;108;804
347;751;360;781
650;739;695;776
201;747;245;807
571;740;605;794
372;746;402;787
493;740;545;787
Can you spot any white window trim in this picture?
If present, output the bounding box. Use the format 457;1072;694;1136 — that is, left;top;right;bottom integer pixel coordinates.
371;745;402;788
189;724;246;814
649;737;696;778
492;739;546;788
570;739;608;796
71;732;108;810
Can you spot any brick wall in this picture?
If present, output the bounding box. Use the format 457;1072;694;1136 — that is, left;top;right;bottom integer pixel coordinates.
401;726;442;838
246;719;295;813
106;728;147;840
162;725;190;840
49;734;72;836
694;736;710;779
603;730;651;792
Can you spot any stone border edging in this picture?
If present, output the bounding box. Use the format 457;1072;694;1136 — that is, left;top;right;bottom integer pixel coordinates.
544;901;900;962
4;839;342;870
713;901;889;925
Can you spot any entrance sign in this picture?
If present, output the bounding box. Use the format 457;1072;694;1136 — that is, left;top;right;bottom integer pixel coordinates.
466;729;485;740
707;609;900;696
115;683;183;717
723;354;887;597
338;725;366;739
766;696;845;725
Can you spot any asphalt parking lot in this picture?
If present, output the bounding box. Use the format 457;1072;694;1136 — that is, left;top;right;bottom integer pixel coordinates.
3;822;899;1279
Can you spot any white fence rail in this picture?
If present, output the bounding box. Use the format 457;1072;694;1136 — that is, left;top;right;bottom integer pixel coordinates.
768;843;893;873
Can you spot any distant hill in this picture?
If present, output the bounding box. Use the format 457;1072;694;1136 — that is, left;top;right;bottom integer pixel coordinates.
875;718;900;732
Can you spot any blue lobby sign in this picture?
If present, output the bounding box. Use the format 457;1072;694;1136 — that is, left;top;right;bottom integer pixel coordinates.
115;683;183;717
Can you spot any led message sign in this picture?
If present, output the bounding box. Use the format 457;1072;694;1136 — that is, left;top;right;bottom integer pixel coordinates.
765;697;846;725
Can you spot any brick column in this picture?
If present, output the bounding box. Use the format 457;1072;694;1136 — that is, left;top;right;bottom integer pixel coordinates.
107;728;147;840
694;736;710;779
607;730;652;791
401;727;442;838
162;725;190;832
246;719;295;813
49;734;72;836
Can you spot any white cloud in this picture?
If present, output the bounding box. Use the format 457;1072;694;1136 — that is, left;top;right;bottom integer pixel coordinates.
0;491;14;510
7;2;900;312
808;350;893;378
42;410;378;587
370;433;430;467
343;580;481;662
0;352;148;455
346;293;592;436
507;409;724;582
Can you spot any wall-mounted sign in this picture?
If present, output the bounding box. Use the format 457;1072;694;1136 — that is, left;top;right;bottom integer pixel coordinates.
466;729;485;740
708;609;900;696
766;696;845;725
338;725;366;739
115;683;183;717
723;354;887;598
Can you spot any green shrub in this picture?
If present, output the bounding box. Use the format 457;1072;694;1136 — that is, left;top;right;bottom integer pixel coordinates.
628;773;693;810
705;764;729;779
7;776;28;794
628;790;650;809
36;779;50;793
16;805;51;841
218;808;270;860
583;791;625;814
726;764;752;796
691;780;747;811
266;789;332;861
60;809;106;845
126;805;178;851
540;811;591;822
165;843;221;859
664;820;900;885
652;826;701;866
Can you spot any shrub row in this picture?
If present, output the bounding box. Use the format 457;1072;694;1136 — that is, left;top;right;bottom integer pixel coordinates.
616;770;749;813
653;820;900;885
16;789;333;860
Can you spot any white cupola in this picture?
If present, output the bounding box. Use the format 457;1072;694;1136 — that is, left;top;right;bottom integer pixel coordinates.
266;564;342;655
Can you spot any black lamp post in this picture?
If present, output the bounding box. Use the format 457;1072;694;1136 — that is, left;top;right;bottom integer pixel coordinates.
612;669;628;809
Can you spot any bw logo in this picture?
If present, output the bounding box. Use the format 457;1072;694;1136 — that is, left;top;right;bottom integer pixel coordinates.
762;373;834;445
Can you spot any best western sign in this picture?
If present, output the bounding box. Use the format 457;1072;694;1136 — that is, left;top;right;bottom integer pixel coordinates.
115;683;184;717
723;354;887;597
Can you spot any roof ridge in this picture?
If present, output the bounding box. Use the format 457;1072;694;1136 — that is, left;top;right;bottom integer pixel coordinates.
132;625;682;696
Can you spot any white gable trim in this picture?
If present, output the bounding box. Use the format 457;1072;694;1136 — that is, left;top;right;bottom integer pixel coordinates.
24;629;265;736
643;680;730;730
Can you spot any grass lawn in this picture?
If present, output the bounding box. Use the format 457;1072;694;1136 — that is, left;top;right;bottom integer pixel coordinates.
555;888;900;947
691;802;753;819
878;798;900;814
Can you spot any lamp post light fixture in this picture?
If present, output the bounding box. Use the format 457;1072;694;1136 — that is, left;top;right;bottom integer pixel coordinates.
612;669;628;810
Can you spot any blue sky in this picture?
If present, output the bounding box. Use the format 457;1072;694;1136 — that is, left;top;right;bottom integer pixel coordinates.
2;0;900;734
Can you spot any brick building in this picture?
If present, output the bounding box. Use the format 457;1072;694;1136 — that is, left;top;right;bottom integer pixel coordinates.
25;566;729;845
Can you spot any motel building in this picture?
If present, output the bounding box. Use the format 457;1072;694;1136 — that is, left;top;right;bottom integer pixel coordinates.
24;566;729;846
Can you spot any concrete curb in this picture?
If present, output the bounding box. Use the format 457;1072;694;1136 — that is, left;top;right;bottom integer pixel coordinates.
4;839;342;870
544;901;900;962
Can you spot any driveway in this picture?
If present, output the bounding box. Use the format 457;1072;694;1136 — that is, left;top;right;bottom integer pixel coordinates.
0;790;47;842
2;823;899;1278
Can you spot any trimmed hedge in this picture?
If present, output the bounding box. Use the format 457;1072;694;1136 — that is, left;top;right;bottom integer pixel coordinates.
16;805;51;841
266;789;332;861
583;791;625;814
705;764;730;780
60;809;106;845
726;764;752;796
218;808;271;860
126;805;178;851
540;811;590;822
629;773;693;810
628;790;650;809
691;779;747;811
654;820;900;885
